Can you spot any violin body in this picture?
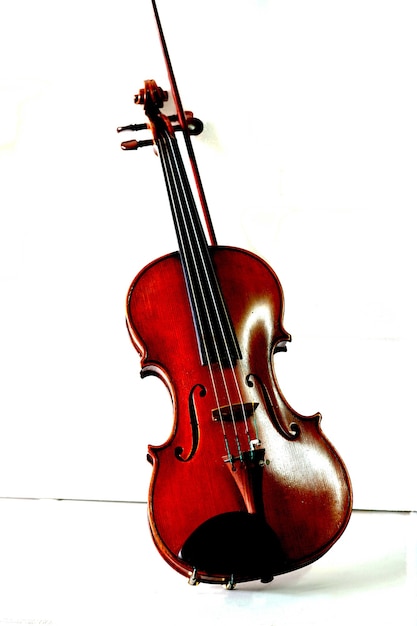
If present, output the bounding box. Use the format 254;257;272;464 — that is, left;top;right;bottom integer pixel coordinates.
121;2;352;587
127;245;352;585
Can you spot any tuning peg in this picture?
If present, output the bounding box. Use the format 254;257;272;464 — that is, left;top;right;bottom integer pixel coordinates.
117;112;201;134
120;139;153;150
117;122;148;133
118;113;204;150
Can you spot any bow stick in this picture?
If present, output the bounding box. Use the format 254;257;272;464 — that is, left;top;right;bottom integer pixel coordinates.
151;0;217;246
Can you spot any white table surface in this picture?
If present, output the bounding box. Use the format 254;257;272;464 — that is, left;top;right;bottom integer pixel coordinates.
0;499;415;626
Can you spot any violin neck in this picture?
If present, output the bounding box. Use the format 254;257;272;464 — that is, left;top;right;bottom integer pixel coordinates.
156;129;241;367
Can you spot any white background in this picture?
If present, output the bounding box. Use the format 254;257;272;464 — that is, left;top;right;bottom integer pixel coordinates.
1;0;416;510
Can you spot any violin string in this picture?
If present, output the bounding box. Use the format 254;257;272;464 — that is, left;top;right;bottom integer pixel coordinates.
157;133;230;454
159;129;252;460
165;132;254;454
158;133;239;439
164;142;246;462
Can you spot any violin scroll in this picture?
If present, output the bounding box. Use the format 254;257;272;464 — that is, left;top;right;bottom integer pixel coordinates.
118;81;203;150
134;79;168;108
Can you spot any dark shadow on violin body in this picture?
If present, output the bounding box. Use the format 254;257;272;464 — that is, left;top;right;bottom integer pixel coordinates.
180;511;288;583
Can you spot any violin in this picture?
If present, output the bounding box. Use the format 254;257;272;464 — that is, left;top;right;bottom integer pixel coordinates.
120;0;352;588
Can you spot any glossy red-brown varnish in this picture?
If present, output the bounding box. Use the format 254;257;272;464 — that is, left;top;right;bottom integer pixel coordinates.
126;246;352;585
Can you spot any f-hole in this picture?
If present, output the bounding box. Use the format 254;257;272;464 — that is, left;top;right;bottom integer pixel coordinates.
175;383;205;462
